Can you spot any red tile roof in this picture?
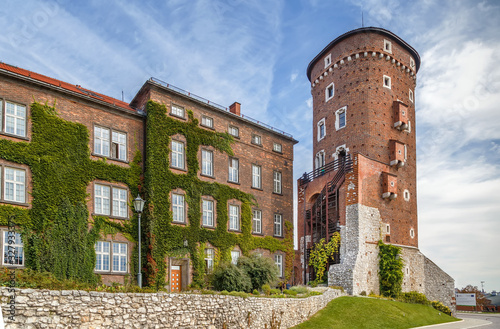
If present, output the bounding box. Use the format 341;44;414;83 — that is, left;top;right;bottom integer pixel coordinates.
0;62;135;112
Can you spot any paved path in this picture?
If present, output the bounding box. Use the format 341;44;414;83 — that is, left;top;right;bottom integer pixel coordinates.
413;313;500;328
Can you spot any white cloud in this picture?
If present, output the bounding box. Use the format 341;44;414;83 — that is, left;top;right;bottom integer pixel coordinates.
290;72;298;83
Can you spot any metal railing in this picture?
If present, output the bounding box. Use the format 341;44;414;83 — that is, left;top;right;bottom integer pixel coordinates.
150;78;294;138
299;154;353;185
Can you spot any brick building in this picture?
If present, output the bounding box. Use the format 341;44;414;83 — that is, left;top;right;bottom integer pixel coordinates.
0;62;296;290
295;27;455;309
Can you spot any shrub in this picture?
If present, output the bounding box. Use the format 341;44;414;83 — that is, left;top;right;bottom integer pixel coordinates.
270;288;281;295
252;289;259;295
307;291;322;296
211;263;251;293
431;301;452;316
262;284;271;296
229;291;249;298
330;285;345;292
399;291;430;305
360;291;367;296
237;255;278;291
283;289;297;296
220;290;229;295
290;286;308;294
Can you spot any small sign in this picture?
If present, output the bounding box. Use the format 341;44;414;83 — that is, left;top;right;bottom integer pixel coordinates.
456;293;476;306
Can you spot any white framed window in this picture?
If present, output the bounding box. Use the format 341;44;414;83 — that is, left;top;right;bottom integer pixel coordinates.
112;242;127;273
3;101;27;137
410;228;415;238
384;39;392;53
2;231;24;266
409;89;414;103
317;118;326;141
94;126;110;157
95;241;110;271
315;150;325;169
228;158;239;183
383;75;391;89
172;193;185;223
324;54;332;68
252;164;261;189
201;116;213;128
273;171;282;194
112;131;127;161
335;106;347;130
229;204;240;231
404;189;410;201
252;135;262;145
201;149;213;176
252;210;262;234
273;143;282;153
274;254;283;277
112;187;128;218
325;83;334;102
231;250;240;265
386;224;391;234
404;144;408;161
3;167;26;203
410;57;416;70
171;104;185;118
202;199;214;227
171;140;185;169
94;184;128;218
274;214;283;237
205;248;214;273
228;125;239;137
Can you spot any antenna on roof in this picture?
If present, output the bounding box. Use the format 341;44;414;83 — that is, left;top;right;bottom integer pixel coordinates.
122;90;124;102
362;11;364;27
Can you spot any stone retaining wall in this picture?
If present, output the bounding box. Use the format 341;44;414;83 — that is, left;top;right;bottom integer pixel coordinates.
0;287;345;329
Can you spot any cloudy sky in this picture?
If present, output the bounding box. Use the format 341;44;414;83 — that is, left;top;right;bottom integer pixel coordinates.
1;0;498;291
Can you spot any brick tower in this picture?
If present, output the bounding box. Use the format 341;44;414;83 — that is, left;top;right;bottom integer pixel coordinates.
295;27;454;308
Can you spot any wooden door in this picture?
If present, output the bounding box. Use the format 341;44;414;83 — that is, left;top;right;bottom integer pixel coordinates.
170;265;181;292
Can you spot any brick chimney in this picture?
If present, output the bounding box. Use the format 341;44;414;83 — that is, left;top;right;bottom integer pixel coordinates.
229;102;241;116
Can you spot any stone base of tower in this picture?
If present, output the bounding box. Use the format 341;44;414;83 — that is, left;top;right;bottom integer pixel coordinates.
328;203;455;313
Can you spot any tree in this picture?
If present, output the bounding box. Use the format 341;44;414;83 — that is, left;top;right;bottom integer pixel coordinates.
308;233;340;284
458;285;490;309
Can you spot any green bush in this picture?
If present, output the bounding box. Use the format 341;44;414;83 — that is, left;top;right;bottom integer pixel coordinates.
290;286;308;294
262;284;271;296
399;291;430;305
360;291;367;296
330;285;345;292
220;290;229;295
252;289;259;295
237;255;278;291
211;263;252;293
283;289;297;296
431;301;452;316
270;288;281;295
229;291;249;298
307;291;322;296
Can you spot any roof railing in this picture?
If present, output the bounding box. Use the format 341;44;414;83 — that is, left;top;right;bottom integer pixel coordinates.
299;154;353;185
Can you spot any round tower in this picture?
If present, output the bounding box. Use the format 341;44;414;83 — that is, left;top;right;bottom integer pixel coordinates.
307;27;420;248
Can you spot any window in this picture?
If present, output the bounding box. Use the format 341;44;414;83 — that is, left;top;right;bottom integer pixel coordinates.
171;140;185;169
273;143;282;153
252;134;262;145
410;228;415;238
94;127;127;161
317;118;326;141
252;210;262;234
324;54;332;68
315;150;325;169
409;89;414;103
252;165;261;189
410;57;416;70
112;242;127;272
383;75;391;89
172;193;185;223
384;39;392;53
3;167;26;203
274;214;283;237
228;125;239;137
273;171;282;194
2;231;24;266
231;250;240;265
325;83;334;102
95;241;110;271
228;158;239;183
404;189;410;201
202;199;214;227
201;150;213;176
94;184;128;218
201;116;213;128
1;100;26;138
386;224;390;234
274;254;283;277
335;106;347;130
205;248;214;272
229;204;240;231
171;104;185;118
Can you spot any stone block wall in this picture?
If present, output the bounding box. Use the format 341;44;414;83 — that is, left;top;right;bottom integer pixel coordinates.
424;256;455;313
0;287;345;329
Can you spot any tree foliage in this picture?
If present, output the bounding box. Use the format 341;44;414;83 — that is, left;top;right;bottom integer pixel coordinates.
308;233;340;283
236;255;278;290
211;262;252;293
458;285;489;307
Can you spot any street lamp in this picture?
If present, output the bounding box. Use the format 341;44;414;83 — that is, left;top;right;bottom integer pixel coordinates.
133;194;145;288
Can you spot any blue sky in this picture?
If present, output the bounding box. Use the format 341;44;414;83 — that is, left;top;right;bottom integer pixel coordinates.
1;0;499;292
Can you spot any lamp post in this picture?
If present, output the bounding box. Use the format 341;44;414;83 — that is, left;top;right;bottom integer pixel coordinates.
133;194;145;288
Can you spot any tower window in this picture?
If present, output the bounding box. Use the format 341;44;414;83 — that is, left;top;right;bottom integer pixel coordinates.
404;189;410;201
383;75;391;89
384;40;392;53
386;224;390;234
325;83;334;102
410;228;415;238
315;150;325;169
409;89;414;103
324;54;332;68
410;57;416;70
317;118;326;141
335;106;347;130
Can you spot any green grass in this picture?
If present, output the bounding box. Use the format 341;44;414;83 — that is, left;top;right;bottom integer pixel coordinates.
292;296;459;329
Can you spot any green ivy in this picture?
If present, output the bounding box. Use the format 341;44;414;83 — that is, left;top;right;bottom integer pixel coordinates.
0;102;141;282
144;100;293;289
308;233;340;284
378;240;404;298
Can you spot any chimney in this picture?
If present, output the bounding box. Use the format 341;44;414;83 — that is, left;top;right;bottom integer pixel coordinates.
229;102;241;116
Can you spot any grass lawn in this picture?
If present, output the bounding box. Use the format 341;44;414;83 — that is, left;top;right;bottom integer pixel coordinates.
292;296;460;329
